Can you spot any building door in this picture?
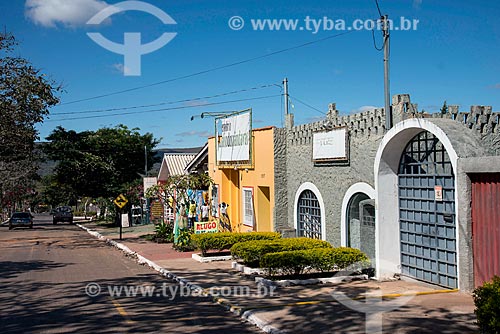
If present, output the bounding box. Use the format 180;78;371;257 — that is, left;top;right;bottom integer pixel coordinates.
257;186;271;232
471;173;500;287
297;190;322;239
398;131;457;288
347;193;375;261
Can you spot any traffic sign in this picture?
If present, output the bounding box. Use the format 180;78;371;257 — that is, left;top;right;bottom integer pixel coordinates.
114;194;128;209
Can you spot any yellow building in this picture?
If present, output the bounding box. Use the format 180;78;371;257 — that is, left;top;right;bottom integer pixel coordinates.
208;126;275;232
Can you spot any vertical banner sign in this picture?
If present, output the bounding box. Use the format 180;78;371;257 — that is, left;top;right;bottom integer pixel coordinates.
217;110;251;163
143;177;157;193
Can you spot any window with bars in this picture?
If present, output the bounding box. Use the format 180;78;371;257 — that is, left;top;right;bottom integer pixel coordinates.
297;190;322;239
242;188;254;227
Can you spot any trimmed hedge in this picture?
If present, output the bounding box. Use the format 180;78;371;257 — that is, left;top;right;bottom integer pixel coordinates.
473;275;500;334
191;232;281;256
230;237;332;266
260;247;370;276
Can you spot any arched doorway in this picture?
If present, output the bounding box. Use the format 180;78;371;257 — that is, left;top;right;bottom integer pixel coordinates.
398;131;457;288
347;193;375;261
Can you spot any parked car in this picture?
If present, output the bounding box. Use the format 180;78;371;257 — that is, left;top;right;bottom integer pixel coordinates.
52;206;74;225
9;212;34;230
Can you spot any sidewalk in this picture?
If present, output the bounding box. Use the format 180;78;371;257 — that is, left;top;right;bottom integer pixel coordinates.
79;222;478;334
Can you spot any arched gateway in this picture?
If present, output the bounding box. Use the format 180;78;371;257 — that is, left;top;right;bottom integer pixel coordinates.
398;131;457;288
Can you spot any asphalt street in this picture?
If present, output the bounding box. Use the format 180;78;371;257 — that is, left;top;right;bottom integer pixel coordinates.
0;214;261;334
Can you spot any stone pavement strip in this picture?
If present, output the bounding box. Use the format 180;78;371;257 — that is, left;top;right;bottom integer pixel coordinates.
78;222;478;334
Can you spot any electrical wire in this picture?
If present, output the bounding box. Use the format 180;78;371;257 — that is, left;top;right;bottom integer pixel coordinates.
51;83;279;115
45;95;280;122
371;24;384;51
59;30;357;106
289;95;326;115
375;0;383;17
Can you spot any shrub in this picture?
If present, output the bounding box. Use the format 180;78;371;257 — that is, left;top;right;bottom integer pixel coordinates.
173;228;195;252
260;249;311;276
191;232;281;256
154;221;173;243
473;275;500;334
260;247;370;277
230;237;332;266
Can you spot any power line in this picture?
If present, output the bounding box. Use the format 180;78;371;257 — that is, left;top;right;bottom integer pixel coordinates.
45;95;280;122
51;83;279;115
371;24;384;51
289;95;326;115
374;0;383;17
60;30;356;106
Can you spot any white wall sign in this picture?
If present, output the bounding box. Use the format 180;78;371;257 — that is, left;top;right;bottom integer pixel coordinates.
312;127;348;161
143;177;157;193
217;111;251;163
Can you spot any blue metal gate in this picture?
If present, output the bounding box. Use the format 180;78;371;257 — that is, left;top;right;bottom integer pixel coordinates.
398;131;457;288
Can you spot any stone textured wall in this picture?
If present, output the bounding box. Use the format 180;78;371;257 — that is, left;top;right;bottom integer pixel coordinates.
281;103;387;246
274;93;497;246
273;127;289;232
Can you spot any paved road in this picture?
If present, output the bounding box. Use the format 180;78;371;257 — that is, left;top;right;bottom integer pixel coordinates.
0;214;261;334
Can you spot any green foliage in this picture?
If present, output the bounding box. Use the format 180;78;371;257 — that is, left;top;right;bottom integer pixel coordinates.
191;232;281;256
473;276;500;334
440;100;448;115
42;125;160;199
260;247;370;277
230;238;332;267
173;228;194;252
155;221;173;243
0;32;61;209
145;174;213;214
260;249;311;276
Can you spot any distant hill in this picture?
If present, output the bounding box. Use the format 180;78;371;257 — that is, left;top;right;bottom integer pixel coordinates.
150;147;203;175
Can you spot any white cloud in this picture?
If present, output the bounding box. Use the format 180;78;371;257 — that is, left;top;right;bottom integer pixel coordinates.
304;116;324;123
350;105;379;114
175;131;212;138
112;63;132;75
25;0;109;28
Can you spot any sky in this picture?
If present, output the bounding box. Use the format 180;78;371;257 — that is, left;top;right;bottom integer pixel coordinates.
2;0;499;148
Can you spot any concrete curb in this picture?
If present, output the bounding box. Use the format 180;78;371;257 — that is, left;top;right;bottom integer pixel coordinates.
76;223;284;334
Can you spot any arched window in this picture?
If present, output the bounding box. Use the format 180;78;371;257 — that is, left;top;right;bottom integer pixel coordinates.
297;190;322;239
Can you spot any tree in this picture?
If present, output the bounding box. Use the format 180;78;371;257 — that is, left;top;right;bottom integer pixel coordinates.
43;125;160;199
440;100;448;115
0;32;60;210
145;173;213;214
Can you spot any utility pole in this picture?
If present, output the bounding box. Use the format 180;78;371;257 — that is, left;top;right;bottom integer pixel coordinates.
144;145;147;176
382;15;392;130
283;77;294;129
283;77;289;115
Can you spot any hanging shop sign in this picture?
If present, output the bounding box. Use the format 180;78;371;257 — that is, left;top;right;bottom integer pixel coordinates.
216;109;252;164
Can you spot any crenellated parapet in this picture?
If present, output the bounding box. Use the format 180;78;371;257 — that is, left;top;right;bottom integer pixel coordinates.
287;94;497;146
288;102;387;146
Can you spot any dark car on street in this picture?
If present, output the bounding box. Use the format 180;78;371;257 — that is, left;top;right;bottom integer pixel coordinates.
52;206;74;225
9;212;34;230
